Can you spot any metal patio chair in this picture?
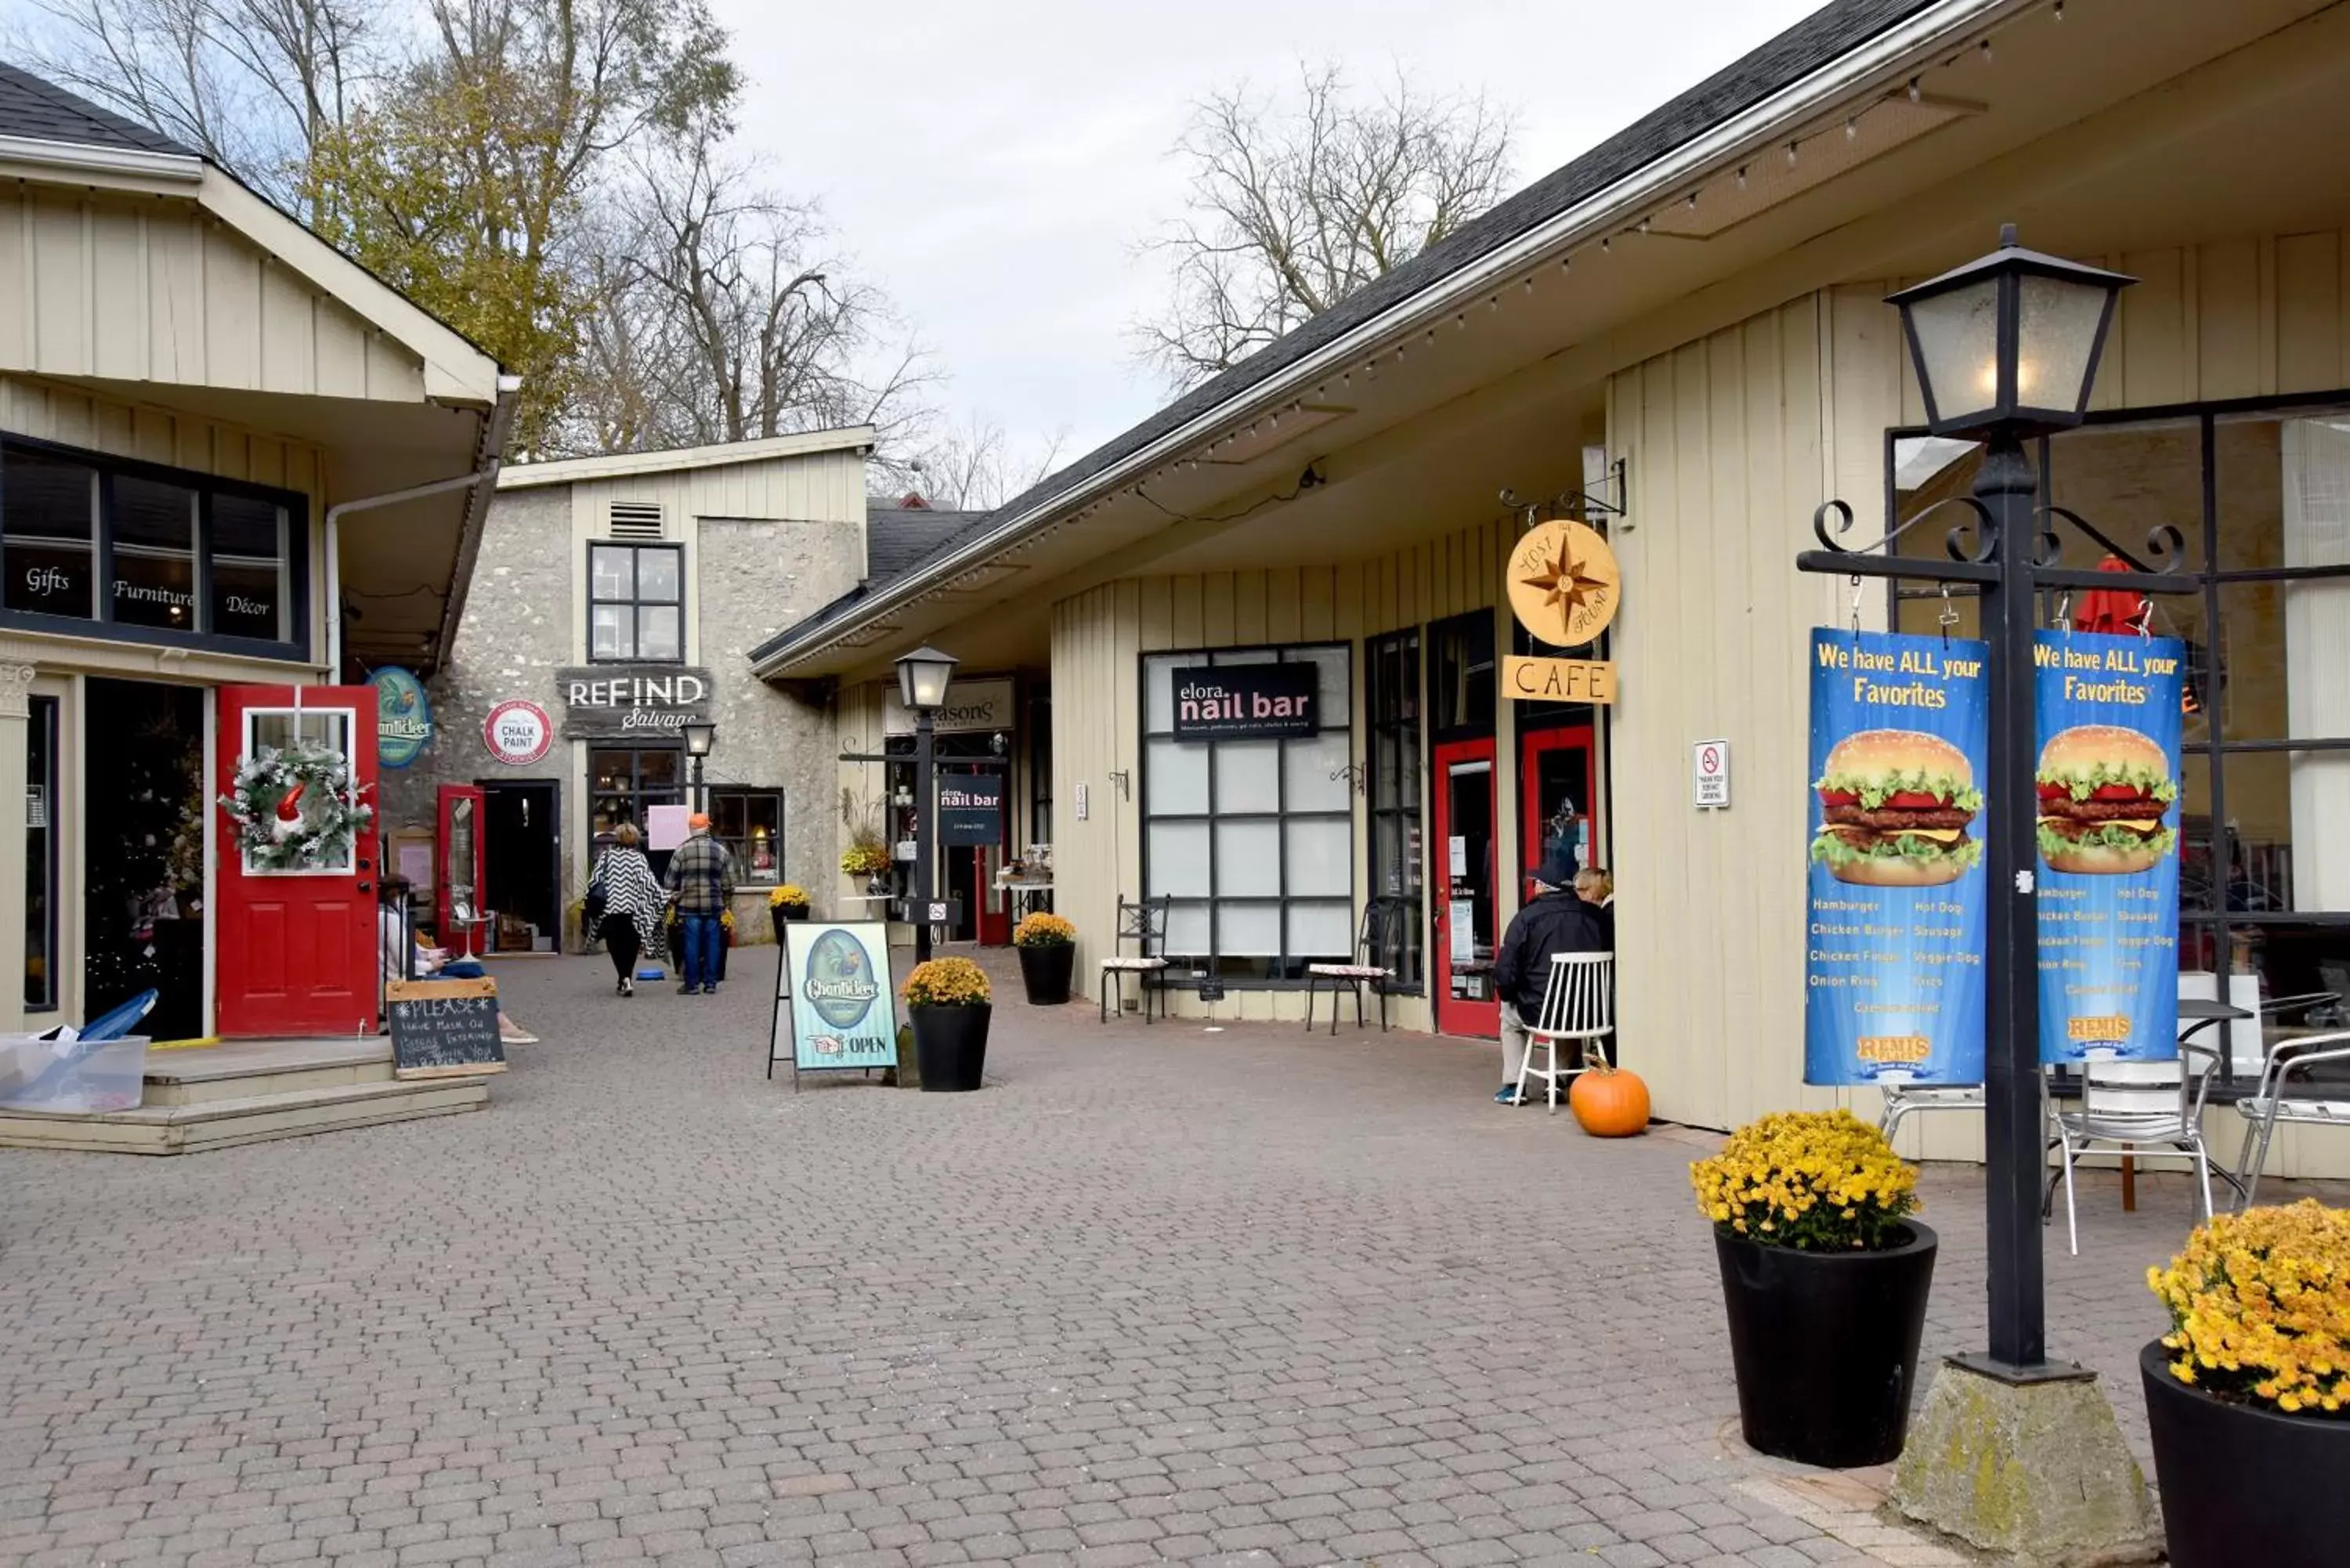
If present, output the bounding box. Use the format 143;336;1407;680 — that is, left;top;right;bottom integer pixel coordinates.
1097;897;1170;1024
1515;951;1614;1113
2048;1045;2233;1255
2232;1029;2350;1209
1878;1082;1987;1143
1303;898;1405;1035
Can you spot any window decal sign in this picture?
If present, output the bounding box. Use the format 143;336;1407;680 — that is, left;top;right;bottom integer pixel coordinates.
1804;628;1990;1088
1170;663;1318;740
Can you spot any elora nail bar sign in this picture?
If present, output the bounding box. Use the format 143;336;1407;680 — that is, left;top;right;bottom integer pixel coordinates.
1170;663;1319;739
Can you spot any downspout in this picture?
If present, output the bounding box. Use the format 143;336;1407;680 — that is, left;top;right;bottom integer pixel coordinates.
323;377;522;677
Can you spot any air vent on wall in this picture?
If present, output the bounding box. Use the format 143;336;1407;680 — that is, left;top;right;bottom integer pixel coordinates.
607;500;665;540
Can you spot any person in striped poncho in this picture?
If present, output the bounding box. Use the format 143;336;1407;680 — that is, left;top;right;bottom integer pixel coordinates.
588;823;669;996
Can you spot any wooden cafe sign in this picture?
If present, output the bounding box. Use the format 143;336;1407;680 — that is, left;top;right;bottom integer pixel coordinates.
1503;520;1620;705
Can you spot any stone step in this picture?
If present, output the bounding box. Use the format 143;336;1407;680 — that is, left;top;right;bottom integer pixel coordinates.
0;1076;490;1155
142;1039;394;1106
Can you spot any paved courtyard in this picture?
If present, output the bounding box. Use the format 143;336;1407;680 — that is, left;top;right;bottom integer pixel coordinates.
3;951;2338;1568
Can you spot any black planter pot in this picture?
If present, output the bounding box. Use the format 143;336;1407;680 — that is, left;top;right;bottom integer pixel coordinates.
1018;943;1075;1005
768;905;808;943
2142;1339;2348;1567
911;1003;990;1093
1714;1222;1937;1469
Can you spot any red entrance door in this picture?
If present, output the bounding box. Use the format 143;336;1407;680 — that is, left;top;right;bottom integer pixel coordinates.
1431;738;1499;1037
1520;724;1600;889
215;685;381;1037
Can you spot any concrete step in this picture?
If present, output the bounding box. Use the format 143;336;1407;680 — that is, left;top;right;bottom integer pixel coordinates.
0;1076;489;1155
142;1039;394;1106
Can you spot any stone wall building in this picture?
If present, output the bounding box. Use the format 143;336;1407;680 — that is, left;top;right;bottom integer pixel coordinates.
379;431;898;946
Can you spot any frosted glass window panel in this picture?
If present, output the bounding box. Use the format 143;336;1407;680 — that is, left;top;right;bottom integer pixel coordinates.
1293;645;1351;714
1219;901;1282;956
1285;818;1352;898
591;604;629;659
2283;419;2350;912
1284;730;1354;811
1289;901;1354;961
590;546;633;600
1144;656;1177;732
1147;822;1211;897
1215;819;1282;897
1147;739;1209;814
1214;742;1282;813
1165;901;1212;960
1216;647;1279;666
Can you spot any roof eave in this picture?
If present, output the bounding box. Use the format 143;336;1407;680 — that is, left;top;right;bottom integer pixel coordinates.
497;425;879;489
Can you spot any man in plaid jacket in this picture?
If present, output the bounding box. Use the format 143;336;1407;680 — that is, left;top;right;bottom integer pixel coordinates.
662;813;736;995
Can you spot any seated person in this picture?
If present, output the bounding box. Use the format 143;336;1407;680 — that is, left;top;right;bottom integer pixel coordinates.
1490;849;1611;1104
378;881;537;1044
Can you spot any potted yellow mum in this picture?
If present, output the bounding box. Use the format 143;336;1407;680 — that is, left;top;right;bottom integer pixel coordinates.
1013;912;1076;1005
902;956;992;1093
2142;1199;2348;1568
767;884;810;941
1690;1109;1935;1468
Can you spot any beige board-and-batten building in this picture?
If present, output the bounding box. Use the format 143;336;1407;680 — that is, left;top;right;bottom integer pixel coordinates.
751;0;2350;1182
378;435;988;947
0;63;512;1046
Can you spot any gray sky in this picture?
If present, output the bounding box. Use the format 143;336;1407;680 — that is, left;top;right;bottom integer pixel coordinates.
708;0;1826;468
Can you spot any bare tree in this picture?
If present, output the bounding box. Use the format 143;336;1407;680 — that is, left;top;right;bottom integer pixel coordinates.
1135;61;1515;388
893;413;1070;511
558;119;938;457
12;0;386;213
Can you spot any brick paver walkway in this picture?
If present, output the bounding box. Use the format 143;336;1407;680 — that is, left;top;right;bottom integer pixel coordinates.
3;950;2340;1568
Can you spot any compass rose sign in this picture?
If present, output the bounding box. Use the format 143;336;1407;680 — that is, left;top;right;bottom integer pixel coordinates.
1506;520;1622;647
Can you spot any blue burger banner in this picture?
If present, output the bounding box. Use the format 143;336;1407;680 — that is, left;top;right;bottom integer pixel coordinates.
2033;630;2186;1064
1804;629;1990;1087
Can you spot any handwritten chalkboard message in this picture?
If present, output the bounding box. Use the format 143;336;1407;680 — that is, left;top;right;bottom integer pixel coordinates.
386;978;508;1079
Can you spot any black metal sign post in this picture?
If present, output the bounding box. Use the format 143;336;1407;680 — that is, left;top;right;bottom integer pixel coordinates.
1800;437;2196;1379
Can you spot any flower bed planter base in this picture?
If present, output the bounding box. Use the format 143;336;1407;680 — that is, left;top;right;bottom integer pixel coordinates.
2140;1340;2347;1568
1889;1360;2157;1566
1018;944;1074;1006
911;1003;989;1093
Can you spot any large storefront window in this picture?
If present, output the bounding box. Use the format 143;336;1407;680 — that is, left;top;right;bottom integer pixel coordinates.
0;436;306;656
589;746;683;837
1366;630;1424;989
710;788;783;883
1141;645;1353;981
1893;400;2350;1075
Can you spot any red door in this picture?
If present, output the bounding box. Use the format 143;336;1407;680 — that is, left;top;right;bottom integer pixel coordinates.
1431;738;1499;1038
215;685;381;1037
1520;724;1600;890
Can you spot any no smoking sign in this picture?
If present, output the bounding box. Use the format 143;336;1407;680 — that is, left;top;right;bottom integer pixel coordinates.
1692;739;1730;810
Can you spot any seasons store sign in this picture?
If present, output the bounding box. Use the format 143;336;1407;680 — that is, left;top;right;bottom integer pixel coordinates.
555;665;714;739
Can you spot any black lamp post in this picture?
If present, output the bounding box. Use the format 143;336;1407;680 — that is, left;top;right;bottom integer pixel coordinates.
1801;226;2169;1382
896;645;959;965
682;720;716;815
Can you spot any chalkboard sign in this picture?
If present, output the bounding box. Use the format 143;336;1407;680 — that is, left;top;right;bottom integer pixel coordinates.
386;978;508;1079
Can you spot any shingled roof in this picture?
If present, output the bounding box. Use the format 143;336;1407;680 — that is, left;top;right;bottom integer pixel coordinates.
0;61;196;157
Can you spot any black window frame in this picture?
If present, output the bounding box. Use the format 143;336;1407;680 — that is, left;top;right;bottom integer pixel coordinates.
588;745;685;849
0;432;309;660
1429;609;1496;741
1139;641;1355;987
24;693;56;1012
1365;627;1426;993
709;786;785;885
587;540;685;665
1885;388;2350;1091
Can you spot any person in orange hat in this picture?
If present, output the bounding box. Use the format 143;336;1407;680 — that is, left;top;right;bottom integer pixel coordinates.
662;811;736;995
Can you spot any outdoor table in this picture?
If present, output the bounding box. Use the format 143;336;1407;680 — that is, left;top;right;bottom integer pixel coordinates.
995;876;1054;920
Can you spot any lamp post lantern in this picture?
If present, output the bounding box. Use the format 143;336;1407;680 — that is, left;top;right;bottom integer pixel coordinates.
682;720;716;814
896;646;960;965
1805;227;2168;1557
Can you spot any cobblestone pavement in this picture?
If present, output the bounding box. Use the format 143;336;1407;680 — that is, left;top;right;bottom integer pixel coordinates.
4;950;2341;1568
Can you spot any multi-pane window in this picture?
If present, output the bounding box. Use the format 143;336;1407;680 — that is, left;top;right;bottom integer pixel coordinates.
589;747;684;840
588;542;683;662
1366;630;1425;989
25;695;55;1011
1141;645;1354;982
1892;400;2350;1082
710;789;783;883
0;437;302;653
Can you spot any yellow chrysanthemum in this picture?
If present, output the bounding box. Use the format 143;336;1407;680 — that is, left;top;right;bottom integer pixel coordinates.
2149;1200;2349;1419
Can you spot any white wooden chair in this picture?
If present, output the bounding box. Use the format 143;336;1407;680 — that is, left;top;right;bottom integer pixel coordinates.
2048;1046;2229;1255
1515;952;1614;1113
2232;1030;2350;1209
1303;898;1404;1035
1097;897;1170;1024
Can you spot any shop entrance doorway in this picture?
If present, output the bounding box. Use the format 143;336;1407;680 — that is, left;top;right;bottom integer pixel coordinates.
1520;723;1600;889
84;679;206;1042
1432;739;1499;1037
215;685;381;1037
483;781;559;948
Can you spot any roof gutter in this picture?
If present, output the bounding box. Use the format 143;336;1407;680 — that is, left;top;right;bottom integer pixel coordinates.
0;132;203;184
750;0;2016;680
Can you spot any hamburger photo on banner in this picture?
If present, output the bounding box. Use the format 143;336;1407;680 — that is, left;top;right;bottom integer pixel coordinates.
1811;729;1984;887
2036;724;2178;875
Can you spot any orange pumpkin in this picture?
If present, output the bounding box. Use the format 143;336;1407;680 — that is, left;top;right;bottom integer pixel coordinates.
1569;1064;1650;1137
